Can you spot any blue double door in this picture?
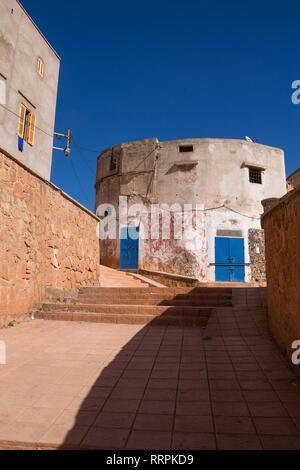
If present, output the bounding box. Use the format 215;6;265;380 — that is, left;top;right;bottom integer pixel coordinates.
120;227;139;270
215;237;245;282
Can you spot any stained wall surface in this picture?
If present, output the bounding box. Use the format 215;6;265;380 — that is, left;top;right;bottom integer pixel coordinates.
95;138;286;281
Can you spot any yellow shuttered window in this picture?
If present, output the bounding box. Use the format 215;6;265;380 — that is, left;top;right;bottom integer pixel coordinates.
37;58;44;78
27;112;36;146
18;104;26;138
18;104;36;146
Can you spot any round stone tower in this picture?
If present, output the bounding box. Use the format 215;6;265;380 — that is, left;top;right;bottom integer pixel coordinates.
95;138;286;283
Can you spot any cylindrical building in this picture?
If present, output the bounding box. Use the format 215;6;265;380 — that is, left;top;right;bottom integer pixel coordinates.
95;138;286;283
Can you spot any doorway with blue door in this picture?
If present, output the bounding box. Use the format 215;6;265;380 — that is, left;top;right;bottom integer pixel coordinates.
215;237;245;282
120;227;139;270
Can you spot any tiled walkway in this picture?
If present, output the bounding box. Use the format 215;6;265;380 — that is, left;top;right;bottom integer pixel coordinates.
1;288;300;449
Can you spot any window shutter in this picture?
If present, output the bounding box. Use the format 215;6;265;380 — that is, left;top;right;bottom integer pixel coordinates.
18;104;26;138
37;58;44;77
27;112;36;146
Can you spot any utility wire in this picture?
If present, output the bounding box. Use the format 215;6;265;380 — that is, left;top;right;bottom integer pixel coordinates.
72;136;97;174
149;204;260;219
1;103;102;154
72;142;101;153
0;103;262;219
69;156;91;202
0;103;54;138
222;204;261;220
197;203;260;219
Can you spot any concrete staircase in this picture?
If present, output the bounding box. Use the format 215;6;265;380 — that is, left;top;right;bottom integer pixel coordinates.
35;286;233;327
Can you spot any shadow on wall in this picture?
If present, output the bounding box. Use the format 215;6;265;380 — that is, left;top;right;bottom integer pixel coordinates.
59;288;232;450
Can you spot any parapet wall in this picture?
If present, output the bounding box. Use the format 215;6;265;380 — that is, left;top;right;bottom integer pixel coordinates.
0;148;100;328
262;185;300;373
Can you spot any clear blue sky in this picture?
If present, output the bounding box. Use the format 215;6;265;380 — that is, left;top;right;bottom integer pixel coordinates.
21;0;300;211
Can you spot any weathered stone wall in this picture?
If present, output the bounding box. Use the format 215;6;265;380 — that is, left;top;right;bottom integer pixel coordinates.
248;229;266;282
0;149;100;327
262;186;300;372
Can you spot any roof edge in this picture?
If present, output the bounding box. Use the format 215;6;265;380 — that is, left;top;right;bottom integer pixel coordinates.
97;137;284;159
16;0;61;61
287;167;300;181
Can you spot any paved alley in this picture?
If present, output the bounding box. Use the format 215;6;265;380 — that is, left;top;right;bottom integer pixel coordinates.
0;288;300;450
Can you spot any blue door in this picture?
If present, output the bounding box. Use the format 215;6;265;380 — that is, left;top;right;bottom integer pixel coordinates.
215;237;245;282
120;227;139;269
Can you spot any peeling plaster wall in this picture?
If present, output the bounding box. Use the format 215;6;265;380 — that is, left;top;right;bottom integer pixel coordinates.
140;209;208;279
95;138;286;280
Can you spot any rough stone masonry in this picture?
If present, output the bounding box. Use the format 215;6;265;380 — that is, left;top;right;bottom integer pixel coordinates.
262;184;300;375
0;148;100;328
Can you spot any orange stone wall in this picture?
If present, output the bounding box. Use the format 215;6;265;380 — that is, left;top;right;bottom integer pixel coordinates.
0;149;100;328
262;185;300;372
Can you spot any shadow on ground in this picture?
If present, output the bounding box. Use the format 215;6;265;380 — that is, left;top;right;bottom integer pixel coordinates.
58;287;300;450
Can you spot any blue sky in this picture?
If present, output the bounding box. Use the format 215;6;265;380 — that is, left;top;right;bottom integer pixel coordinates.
21;0;300;211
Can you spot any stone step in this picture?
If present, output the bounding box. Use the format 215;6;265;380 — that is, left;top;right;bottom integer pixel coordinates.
75;296;231;307
79;287;233;296
77;291;232;299
35;311;210;326
42;303;212;317
99;265;151;288
98;282;147;288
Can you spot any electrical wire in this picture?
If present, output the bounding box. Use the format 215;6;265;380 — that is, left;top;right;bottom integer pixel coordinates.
0;103;54;138
222;204;261;220
1;103;102;154
72;142;101;153
69;156;91;201
0;103;263;219
72;136;97;174
197;203;260;219
155;203;260;219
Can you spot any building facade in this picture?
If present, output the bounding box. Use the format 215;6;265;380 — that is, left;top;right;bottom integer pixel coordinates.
95;138;287;283
0;0;60;180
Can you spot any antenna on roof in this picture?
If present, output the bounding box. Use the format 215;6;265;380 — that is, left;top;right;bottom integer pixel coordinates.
245;136;253;142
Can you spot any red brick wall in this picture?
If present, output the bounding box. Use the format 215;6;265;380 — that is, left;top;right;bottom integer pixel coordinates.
262;186;300;372
0;149;100;327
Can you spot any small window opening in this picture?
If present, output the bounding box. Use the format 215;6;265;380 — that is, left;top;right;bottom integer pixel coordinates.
179;145;194;153
110;149;117;171
249;167;262;184
37;57;45;78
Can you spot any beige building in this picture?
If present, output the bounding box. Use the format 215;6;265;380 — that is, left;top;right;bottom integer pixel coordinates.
0;0;60;180
95;138;287;283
